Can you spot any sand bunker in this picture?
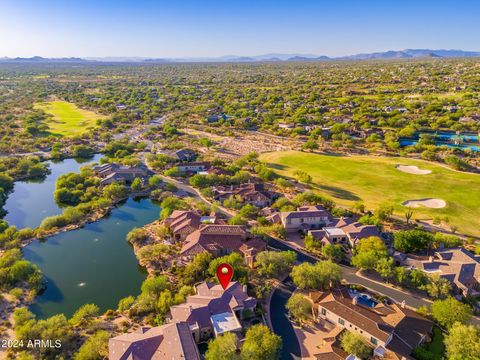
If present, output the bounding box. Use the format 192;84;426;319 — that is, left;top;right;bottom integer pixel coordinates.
402;198;446;208
396;165;432;175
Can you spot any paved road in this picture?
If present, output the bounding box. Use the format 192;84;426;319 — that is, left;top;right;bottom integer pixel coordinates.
268;237;480;326
268;237;431;309
155;174;235;218
270;280;302;360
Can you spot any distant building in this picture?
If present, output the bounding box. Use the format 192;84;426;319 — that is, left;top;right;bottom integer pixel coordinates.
213;183;277;208
168;149;197;162
93;163;151;186
176;161;211;174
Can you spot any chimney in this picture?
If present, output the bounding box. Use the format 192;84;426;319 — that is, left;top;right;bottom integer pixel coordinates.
401;300;406;309
243;285;247;294
352;296;358;305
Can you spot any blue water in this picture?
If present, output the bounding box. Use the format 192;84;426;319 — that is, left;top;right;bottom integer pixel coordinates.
24;198;160;318
399;138;479;151
356;294;378;308
3;154;103;229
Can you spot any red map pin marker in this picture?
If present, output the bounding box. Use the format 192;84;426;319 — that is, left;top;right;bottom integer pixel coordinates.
216;263;233;290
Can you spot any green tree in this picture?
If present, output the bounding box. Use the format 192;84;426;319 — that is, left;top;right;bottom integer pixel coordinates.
118;296;135;312
351;237;387;270
321;243;344;261
241;324;282;360
375;257;394;281
286;293;312;324
304;234;321;252
291;261;341;290
340;331;372;359
74;330;109;360
431;297;472;329
376;203;394;221
208;253;248;285
70;303;100;327
255;251;296;279
205;332;239;360
444;322;480;360
393;230;434;253
130;177;143;191
425;274;451;299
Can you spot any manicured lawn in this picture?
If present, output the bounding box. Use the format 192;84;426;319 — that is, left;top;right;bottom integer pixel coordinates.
34;101;105;136
260;151;480;237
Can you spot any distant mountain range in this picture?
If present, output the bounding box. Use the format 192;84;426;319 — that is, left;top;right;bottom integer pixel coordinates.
1;49;479;64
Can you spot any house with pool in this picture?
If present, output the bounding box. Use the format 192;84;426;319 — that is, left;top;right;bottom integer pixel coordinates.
311;287;432;359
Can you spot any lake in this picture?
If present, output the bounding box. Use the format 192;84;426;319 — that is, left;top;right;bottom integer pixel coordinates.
24;197;160;318
399;131;480;152
3;154;103;229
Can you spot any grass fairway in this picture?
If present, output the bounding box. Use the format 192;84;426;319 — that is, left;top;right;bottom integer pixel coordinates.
34;101;105;136
260;151;480;237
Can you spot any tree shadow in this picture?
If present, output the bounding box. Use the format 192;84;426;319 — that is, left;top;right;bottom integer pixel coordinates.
312;183;360;201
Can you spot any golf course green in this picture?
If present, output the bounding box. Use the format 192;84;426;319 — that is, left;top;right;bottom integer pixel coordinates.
260;151;480;237
34;100;105;136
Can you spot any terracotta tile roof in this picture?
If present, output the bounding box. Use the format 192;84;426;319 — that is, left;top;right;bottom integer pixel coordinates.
315;288;432;357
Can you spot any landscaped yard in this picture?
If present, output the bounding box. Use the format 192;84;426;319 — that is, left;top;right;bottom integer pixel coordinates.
34;100;105;136
413;326;445;360
260;151;480;237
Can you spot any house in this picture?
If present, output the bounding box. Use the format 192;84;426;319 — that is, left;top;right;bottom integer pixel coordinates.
213;183;276;208
329;217;381;247
180;224;248;257
168;149;197;162
164;210;202;241
395;248;480;297
280;205;331;231
93;163;151;186
176;161;211;174
170;281;257;342
108;321;201;360
278;122;295;130
206;115;221;123
239;239;267;268
313;287;433;359
109;281;257;359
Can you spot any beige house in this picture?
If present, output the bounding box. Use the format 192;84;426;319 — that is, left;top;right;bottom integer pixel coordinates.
313;288;432;359
281;205;331;231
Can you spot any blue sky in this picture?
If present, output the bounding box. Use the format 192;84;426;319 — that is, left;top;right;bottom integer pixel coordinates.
1;0;479;58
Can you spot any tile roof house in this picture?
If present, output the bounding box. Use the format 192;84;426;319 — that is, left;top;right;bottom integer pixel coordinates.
93;163;152;186
313;288;432;360
109;281;256;359
395;247;480;297
175;161;211;174
168;149;197;162
164;210;202;241
239;238;267;268
213;183;276;208
170;281;257;342
309;217;381;248
280;205;332;231
180;224;248;257
108;321;201;360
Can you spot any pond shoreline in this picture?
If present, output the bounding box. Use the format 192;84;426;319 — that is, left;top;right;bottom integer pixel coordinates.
20;190;153;248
